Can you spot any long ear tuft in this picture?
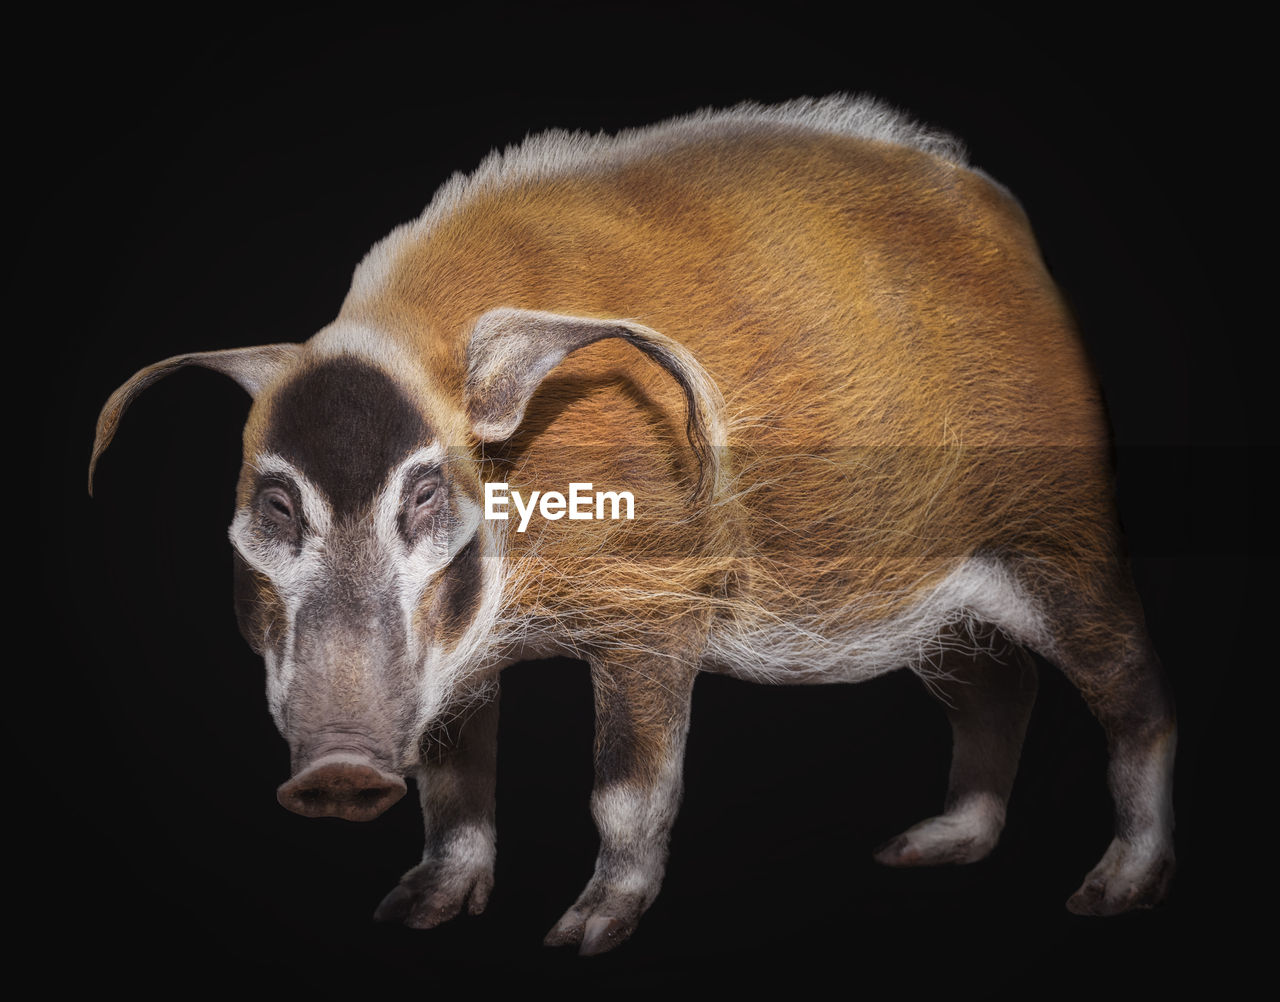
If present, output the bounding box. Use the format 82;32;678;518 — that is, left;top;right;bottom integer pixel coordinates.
89;344;301;495
465;308;725;504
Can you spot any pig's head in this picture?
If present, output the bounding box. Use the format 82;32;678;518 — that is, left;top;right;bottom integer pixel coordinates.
89;309;722;822
225;344;497;822
90;333;496;821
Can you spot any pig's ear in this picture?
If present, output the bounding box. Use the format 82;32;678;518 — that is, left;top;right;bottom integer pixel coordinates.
464;308;725;503
89;344;302;495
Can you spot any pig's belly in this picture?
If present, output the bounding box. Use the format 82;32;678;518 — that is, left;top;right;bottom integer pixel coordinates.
700;556;1049;684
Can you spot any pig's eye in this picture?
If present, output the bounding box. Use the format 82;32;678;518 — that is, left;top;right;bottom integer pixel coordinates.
258;486;296;529
401;473;444;543
414;479;440;509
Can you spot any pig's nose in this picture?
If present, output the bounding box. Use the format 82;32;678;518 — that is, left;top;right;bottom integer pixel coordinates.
277;756;407;821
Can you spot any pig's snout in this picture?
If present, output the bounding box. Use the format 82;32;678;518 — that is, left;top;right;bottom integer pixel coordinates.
277;755;407;822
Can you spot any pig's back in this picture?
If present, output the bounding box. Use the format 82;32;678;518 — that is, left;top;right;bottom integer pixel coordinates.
346;95;1101;453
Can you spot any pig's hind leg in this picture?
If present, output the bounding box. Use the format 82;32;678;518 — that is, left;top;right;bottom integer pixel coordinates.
1022;559;1177;915
874;644;1038;867
901;551;1177;913
374;692;499;929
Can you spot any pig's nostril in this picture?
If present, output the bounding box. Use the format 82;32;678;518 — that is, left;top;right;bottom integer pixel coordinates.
277;759;407;822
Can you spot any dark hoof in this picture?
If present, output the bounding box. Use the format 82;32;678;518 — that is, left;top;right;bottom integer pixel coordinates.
1067;844;1174;916
580;916;632;956
374;860;493;930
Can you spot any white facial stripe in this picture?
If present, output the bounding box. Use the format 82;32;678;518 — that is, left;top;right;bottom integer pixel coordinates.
263;648;285;728
228;457;331;600
229;455;336;713
371;444;448;550
370;445;498;753
251;453;334;539
373;447;483;660
229;517;318;599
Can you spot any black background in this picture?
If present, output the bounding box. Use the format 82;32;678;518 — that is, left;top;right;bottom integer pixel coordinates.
24;5;1261;996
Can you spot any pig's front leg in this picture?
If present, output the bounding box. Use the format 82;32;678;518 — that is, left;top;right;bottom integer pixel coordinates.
374;692;498;929
544;651;697;956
